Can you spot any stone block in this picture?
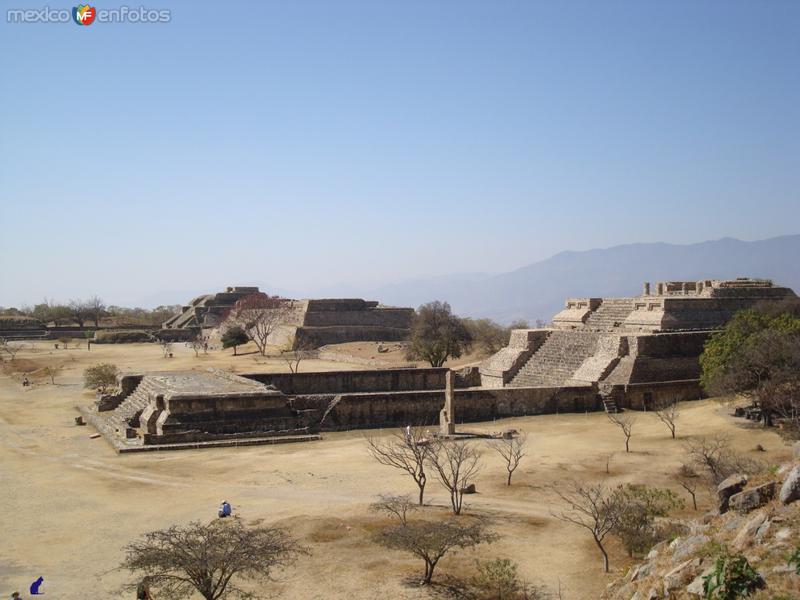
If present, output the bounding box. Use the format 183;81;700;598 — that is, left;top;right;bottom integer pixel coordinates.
728;481;777;512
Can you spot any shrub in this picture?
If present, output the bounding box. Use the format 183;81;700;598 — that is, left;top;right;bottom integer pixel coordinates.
93;330;154;344
84;363;119;393
702;550;764;600
788;546;800;575
612;484;684;557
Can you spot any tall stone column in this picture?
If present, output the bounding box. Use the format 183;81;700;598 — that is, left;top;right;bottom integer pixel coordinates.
439;370;456;436
643;282;651;296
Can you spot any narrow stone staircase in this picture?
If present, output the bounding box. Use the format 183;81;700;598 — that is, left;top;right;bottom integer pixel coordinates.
509;331;601;387
583;299;635;331
107;378;156;433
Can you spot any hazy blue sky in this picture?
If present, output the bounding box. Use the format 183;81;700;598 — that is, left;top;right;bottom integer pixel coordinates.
1;0;798;307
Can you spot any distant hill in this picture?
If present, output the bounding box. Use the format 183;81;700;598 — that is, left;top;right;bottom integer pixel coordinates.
357;235;800;323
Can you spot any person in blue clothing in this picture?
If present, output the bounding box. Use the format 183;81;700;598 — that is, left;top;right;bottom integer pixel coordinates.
218;500;232;518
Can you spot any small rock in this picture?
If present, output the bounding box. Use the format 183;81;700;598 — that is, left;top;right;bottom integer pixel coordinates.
775;527;792;541
754;519;771;542
779;464;800;505
630;562;653;581
461;483;476;494
686;566;715;597
732;511;768;551
721;513;745;532
717;474;748;513
700;510;717;524
729;481;777;512
664;558;702;593
672;535;710;563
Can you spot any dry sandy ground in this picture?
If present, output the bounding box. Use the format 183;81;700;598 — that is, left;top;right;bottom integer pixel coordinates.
0;342;793;599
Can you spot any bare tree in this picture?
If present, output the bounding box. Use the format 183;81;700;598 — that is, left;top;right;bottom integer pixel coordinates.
188;333;207;358
159;340;173;359
41;364;63;385
367;426;432;505
68;299;91;329
655;400;679;439
87;295;106;328
600;452;614;475
551;482;623;573
607;412;636;452
685;435;763;485
490;433;528;486
0;338;23;361
282;336;313;373
228;294;291;357
375;518;495;585
428;440;483;515
120;519;306;600
676;464;700;510
369;494;417;526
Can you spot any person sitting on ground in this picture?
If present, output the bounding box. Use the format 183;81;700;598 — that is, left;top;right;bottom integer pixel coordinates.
22;376;29;387
11;592;20;600
218;500;232;518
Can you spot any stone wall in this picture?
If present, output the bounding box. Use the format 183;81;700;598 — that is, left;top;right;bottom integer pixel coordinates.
243;367;448;395
287;384;602;431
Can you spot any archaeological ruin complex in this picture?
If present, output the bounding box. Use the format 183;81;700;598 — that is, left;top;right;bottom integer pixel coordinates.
161;286;413;348
83;277;796;452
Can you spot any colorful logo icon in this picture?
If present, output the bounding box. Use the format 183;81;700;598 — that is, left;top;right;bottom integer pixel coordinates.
72;4;96;26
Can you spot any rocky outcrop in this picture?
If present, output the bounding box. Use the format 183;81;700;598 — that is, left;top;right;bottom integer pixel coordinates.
604;453;800;600
717;474;748;513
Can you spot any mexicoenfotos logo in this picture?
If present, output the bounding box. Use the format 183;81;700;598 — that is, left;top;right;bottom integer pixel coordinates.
6;5;171;24
73;4;96;25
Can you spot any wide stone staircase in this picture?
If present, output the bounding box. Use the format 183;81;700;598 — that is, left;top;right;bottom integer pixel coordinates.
509;331;601;387
107;378;157;433
583;299;635;331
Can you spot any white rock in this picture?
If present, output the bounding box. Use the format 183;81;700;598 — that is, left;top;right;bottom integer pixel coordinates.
779;464;800;504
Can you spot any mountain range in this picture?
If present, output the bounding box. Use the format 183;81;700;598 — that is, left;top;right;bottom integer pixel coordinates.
138;235;800;325
310;235;800;324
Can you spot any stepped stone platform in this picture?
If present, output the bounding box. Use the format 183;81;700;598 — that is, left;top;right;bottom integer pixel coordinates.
83;369;319;453
161;286;413;349
481;277;797;408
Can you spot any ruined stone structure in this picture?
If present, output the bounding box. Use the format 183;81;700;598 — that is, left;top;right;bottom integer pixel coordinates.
162;286;262;330
82;277;796;453
162;287;413;349
82;369;318;452
267;299;414;349
480;277;796;407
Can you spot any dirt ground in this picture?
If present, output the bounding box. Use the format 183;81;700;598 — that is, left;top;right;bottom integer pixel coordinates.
0;342;793;599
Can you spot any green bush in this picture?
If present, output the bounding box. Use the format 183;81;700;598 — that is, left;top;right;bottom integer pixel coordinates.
702;550;764;599
93;330;154;344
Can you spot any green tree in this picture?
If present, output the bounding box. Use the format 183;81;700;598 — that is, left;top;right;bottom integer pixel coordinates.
407;301;471;367
462;318;510;356
700;300;800;430
83;363;120;393
221;326;249;356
